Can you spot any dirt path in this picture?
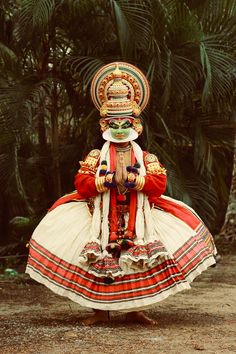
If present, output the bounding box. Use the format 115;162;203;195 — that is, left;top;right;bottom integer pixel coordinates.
0;256;236;354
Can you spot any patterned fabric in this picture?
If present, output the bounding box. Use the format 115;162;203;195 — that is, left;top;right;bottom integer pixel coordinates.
90;62;150;116
88;255;123;279
78;149;100;175
119;241;169;271
144;153;167;175
79;241;101;264
27;227;215;311
26;143;217;312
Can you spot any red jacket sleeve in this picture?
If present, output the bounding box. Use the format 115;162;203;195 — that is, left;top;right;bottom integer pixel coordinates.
142;173;167;197
74;173;99;199
74;149;100;199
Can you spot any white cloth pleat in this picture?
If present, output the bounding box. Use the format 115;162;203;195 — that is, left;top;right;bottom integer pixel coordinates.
30;202;92;263
131;141;158;244
135;193;145;245
89;194;101;242
151;208;196;256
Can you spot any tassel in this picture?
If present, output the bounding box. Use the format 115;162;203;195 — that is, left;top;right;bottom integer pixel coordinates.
89;141;110;245
101;190;111;250
99;142;111;251
135;193;145;245
131;141;156;243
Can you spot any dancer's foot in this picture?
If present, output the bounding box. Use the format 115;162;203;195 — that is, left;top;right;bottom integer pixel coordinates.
126;311;157;325
81;310;109;326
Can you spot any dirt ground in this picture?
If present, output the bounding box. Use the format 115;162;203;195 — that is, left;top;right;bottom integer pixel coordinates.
0;255;236;354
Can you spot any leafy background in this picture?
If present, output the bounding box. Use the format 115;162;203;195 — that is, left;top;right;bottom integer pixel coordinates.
0;0;235;253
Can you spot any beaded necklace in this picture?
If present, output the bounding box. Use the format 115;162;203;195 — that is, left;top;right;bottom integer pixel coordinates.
115;144;131;153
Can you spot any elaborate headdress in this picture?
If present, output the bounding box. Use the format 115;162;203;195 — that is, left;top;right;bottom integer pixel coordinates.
90;61;150;142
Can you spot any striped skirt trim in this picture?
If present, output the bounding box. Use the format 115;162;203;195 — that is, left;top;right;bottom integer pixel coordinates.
26;235;215;311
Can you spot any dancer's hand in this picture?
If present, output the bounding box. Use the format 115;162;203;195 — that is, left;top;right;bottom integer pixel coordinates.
124;163;145;191
115;152;128;185
104;171;116;188
95;160;116;192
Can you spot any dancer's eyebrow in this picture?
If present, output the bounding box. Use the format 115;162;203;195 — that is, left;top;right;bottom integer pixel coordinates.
109;120;132;129
109;121;120;129
121;121;132;128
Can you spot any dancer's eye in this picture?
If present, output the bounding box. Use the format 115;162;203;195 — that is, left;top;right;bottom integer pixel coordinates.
121;121;132;129
109;122;119;129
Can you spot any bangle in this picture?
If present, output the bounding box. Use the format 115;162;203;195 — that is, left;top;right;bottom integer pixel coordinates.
134;175;145;191
95;176;108;193
127;172;136;182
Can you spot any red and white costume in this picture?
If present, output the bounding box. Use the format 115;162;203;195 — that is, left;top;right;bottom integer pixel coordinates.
26;140;216;311
26;62;216;312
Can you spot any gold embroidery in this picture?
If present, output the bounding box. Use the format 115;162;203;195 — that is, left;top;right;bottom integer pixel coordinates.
78;149;100;174
89;149;100;158
145;153;158;163
99;118;108;132
145;153;166;175
78;170;91;174
132;118;143;135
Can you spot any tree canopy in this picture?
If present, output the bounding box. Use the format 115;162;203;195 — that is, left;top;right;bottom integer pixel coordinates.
0;0;236;246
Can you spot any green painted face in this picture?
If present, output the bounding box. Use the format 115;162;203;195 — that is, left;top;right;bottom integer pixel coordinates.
109;119;132;141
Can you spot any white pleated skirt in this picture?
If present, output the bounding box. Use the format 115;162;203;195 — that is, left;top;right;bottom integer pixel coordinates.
26;199;216;311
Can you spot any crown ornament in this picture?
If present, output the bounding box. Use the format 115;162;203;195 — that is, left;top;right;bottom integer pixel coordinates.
91;62;149;117
90;61;150;136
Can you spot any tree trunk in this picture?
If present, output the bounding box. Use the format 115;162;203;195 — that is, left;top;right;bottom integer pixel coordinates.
220;134;236;240
37;108;54;201
50;17;61;198
50;87;61;198
14;140;34;215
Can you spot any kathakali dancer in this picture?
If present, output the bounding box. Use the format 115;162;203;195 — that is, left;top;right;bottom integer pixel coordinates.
26;62;217;325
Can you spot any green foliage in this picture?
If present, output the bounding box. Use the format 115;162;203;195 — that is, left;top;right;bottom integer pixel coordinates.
0;0;235;248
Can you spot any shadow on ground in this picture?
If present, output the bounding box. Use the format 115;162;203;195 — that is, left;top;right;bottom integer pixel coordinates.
0;255;236;354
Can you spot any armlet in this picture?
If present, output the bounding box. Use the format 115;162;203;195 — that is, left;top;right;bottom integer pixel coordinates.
144;153;167;175
78;149;100;175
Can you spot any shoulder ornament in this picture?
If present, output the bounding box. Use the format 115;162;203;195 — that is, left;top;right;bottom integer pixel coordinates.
78;149;100;175
144;153;166;175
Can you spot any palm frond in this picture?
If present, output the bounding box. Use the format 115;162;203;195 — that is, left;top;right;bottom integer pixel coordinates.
0;41;18;70
159;52;198;108
110;0;151;57
165;1;203;44
155;111;172;140
193;122;214;175
200;0;236;38
0;153;15;189
191;109;234;175
15;0;56;41
151;134;218;228
184;175;217;228
0;76;65;137
200;36;236;107
60;56;104;89
150;2;203;108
